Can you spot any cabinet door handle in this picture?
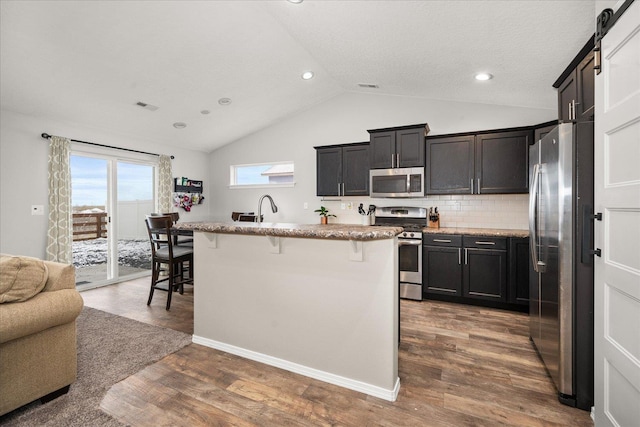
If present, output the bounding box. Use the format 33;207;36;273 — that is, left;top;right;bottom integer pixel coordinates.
391;153;395;169
568;102;573;120
477;178;480;194
470;178;474;194
458;248;462;265
474;241;496;245
342;182;345;196
433;239;451;243
464;248;468;264
337;183;341;196
397;153;400;168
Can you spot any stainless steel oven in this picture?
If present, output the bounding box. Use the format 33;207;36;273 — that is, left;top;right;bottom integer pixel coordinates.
398;232;423;300
373;206;427;301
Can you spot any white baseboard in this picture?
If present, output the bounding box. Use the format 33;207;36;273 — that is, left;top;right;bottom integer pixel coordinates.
192;335;400;402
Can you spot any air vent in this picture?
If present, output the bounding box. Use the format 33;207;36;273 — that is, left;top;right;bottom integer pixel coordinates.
135;101;159;111
357;83;379;89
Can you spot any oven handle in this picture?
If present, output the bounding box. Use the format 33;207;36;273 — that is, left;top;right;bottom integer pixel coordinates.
398;240;422;246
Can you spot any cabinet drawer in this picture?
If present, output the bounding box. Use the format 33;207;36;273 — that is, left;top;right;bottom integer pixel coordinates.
423;234;462;247
463;236;507;250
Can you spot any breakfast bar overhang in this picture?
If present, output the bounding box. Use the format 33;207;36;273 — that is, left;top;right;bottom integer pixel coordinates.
174;222;402;401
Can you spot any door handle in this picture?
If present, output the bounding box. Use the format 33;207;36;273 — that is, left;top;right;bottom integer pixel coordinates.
433;239;451;243
477;178;481;194
581;205;603;261
470;178;474;194
458;248;461;265
529;163;540;272
474;241;495;245
398;240;422;246
464;248;468;265
391;154;395;169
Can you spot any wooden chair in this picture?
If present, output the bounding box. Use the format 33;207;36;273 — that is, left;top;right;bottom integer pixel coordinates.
145;215;194;310
149;212;193;246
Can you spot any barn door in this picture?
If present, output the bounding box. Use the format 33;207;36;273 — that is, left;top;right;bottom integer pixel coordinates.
593;2;640;425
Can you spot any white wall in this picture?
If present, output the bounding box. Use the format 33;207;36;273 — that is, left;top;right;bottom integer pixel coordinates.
208;91;555;229
0;109;211;258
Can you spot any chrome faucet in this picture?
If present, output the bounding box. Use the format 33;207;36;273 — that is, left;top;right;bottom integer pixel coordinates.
257;194;278;224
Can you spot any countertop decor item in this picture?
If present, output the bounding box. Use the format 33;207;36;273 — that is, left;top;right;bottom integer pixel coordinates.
314;206;336;224
428;207;440;228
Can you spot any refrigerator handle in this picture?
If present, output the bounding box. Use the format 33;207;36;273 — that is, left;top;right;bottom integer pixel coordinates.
529;163;541;272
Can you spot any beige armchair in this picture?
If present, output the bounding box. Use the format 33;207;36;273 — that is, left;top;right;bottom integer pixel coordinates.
0;255;84;416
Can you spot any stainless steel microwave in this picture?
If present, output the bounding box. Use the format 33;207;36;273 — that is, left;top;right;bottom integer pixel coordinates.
370;167;424;198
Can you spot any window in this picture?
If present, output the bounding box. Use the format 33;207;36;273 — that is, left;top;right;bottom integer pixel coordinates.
230;161;294;188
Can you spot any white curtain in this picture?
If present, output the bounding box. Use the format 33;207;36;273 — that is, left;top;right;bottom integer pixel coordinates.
157;155;173;213
46;136;72;263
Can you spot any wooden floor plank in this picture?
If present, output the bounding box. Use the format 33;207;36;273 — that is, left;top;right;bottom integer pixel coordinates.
84;280;593;426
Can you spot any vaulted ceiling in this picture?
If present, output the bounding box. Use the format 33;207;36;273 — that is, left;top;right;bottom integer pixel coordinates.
0;1;595;152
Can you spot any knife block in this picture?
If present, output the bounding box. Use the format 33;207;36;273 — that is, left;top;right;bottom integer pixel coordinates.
428;217;440;228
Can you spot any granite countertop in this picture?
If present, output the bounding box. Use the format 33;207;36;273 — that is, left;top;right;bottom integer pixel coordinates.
422;227;529;238
174;222;403;241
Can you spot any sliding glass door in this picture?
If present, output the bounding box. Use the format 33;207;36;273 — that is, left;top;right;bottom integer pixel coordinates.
71;152;155;289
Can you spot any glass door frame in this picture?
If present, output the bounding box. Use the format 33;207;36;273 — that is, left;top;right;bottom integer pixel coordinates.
71;143;158;290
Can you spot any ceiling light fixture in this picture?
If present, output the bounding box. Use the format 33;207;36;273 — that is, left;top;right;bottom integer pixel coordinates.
287;0;304;4
301;71;314;80
474;73;493;81
173;122;187;129
218;97;232;106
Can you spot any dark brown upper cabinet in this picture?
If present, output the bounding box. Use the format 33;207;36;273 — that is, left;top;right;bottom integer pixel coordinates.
426;129;531;195
425;135;474;194
555;36;595;123
368;124;427;169
315;142;369;197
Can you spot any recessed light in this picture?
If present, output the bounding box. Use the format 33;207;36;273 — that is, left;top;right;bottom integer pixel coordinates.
173;122;187;129
474;73;493;81
301;71;314;80
218;97;232;106
287;0;303;4
201;110;210;115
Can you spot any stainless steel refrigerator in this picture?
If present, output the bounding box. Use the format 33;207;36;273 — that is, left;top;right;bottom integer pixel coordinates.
528;122;594;410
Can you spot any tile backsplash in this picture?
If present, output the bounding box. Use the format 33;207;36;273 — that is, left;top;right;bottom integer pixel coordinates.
330;194;529;230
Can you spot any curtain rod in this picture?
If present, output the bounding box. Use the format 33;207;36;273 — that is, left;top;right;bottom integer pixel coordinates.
40;133;174;159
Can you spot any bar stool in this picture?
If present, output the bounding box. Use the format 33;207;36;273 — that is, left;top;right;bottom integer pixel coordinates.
145;215;193;310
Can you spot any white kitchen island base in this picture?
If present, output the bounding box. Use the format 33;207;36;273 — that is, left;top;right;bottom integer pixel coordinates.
191;230;399;401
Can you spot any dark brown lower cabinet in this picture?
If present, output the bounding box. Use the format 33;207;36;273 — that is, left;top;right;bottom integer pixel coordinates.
423;246;462;296
424;233;527;311
508;237;530;307
463;247;507;302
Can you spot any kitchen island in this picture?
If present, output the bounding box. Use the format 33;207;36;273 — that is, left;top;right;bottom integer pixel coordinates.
173;222;403;401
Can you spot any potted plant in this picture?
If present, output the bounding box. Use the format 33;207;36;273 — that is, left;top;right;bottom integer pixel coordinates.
314;206;336;224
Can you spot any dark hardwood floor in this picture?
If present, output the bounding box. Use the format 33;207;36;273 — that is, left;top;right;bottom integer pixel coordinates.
82;279;593;426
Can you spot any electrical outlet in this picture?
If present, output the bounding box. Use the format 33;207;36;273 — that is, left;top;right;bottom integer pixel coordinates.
341;203;346;210
31;205;44;215
347;202;353;210
303;202;308;210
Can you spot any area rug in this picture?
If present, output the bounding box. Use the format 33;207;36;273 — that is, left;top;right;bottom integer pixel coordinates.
0;306;192;426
